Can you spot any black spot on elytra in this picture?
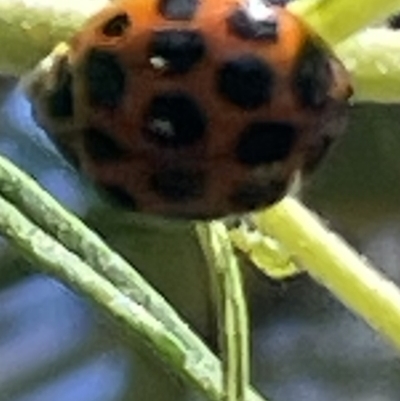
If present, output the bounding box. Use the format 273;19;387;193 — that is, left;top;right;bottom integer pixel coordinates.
47;58;73;118
83;127;129;162
217;54;274;109
230;179;287;210
236;121;297;165
102;185;137;209
149;29;205;73
227;5;278;40
84;49;126;109
293;40;332;108
143;91;206;147
102;12;130;37
158;0;198;20
150;168;205;202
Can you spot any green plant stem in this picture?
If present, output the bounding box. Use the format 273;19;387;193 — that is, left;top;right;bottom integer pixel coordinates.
0;155;208;358
289;0;400;46
255;197;400;352
336;29;400;103
0;155;267;401
0;194;216;400
197;222;250;401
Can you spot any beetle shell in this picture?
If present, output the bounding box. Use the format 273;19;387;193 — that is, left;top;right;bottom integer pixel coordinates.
27;0;352;219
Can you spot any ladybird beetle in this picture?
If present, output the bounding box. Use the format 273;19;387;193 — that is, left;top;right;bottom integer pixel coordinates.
26;0;352;219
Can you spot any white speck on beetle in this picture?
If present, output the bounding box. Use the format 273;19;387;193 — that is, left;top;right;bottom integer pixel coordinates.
247;0;275;22
150;56;168;70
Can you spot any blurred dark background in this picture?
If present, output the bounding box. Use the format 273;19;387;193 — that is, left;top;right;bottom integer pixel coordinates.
0;73;400;401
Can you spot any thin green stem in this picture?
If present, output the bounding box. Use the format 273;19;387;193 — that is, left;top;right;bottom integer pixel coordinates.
255;197;400;352
0;154;267;401
0;155;211;357
197;223;250;401
0;194;214;400
289;0;400;46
